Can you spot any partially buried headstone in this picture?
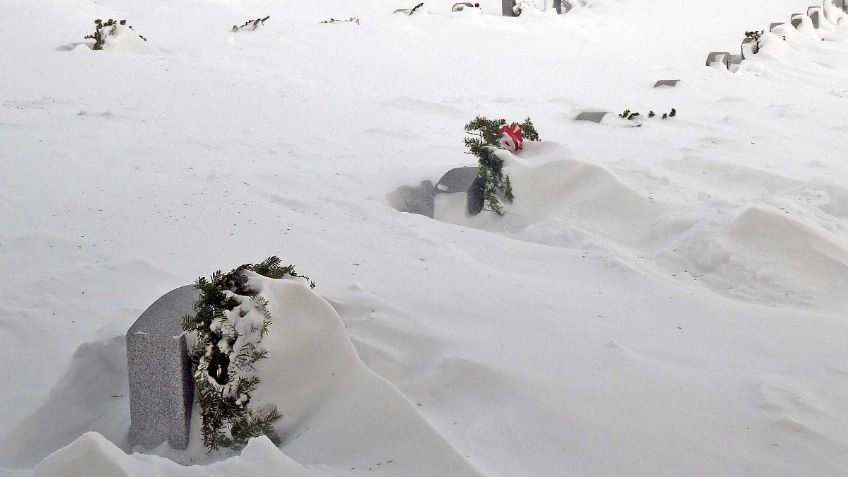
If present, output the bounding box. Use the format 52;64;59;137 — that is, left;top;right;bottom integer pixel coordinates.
706;51;731;69
808;6;824;29
770;22;784;32
575;111;609;123
741;38;758;59
127;285;197;450
387;180;436;218
791;13;805;28
502;0;516;16
653;79;680;88
436;166;484;215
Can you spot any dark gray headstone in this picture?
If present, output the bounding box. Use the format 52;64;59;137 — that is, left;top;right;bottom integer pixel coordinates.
729;54;744;68
502;0;516;16
770;22;784;32
791;13;805;28
388;180;436;218
436;167;479;194
808;7;824;28
706;51;731;69
653;79;680;88
127;285;197;450
553;0;563;13
467;176;485;216
575;111;609;123
741;38;759;59
436;167;485;216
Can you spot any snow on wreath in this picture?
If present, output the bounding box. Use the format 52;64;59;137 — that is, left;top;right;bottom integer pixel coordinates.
181;256;315;451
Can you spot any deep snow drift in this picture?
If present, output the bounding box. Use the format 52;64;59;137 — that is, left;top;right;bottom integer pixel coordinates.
2;0;848;475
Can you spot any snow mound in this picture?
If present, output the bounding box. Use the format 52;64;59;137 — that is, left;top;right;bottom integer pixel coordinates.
33;432;321;477
0;336;129;467
247;275;481;476
433;143;848;310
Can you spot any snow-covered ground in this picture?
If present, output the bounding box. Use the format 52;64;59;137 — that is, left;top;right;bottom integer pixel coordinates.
2;0;848;475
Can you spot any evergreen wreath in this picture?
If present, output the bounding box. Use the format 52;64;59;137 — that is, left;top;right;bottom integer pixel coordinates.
85;19;147;50
182;256;315;451
463;116;539;215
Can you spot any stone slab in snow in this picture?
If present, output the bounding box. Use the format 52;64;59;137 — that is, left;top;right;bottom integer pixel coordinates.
387;180;436;218
126;285;197;450
808;6;824;29
436;167;484;216
653;80;680;88
792;13;805;28
575;111;609;123
706;51;731;69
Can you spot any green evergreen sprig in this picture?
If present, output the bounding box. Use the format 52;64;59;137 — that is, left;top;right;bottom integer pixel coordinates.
232;16;270;32
463;116;539;215
182;256;314;451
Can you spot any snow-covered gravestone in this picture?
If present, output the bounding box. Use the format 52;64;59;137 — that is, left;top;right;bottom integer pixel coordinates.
808;6;824;29
436;167;485;215
791;13;805;28
741;38;759;59
126;285;197;450
502;0;517;16
706;51;731;69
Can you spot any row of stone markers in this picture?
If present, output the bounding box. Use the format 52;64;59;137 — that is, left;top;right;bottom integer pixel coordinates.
706;0;848;72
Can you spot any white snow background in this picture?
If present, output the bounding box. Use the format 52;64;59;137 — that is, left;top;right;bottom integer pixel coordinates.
2;0;848;475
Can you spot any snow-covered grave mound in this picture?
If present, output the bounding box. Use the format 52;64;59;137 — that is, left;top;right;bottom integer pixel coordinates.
24;274;480;477
434;142;848;311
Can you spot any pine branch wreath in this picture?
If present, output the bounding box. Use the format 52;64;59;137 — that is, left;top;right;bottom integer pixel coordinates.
463;116;539;215
182;256;314;451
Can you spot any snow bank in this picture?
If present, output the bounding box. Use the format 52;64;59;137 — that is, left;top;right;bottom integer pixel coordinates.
33;433;321;477
433;142;848;309
247;275;481;476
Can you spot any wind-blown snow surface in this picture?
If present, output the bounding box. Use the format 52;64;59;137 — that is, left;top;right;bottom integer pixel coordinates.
2;0;848;475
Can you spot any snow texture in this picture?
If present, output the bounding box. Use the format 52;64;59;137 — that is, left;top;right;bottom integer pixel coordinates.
2;0;848;476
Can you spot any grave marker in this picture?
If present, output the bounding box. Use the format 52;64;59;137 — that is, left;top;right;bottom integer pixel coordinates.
127;285;197;450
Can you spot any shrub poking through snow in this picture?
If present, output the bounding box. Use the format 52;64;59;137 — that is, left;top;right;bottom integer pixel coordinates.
620;108;677;122
233;16;270;32
182;256;315;451
464;116;539;215
85;19;146;50
319;17;361;25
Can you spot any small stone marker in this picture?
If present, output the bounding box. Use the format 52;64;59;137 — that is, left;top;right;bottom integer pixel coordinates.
791;13;805;28
127;285;197;450
436;167;485;216
808;6;824;28
741;38;759;59
575;111;609;123
729;54;744;69
706;51;731;69
653;79;680;88
502;0;516;16
770;22;784;32
388;180;436;218
452;2;474;12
